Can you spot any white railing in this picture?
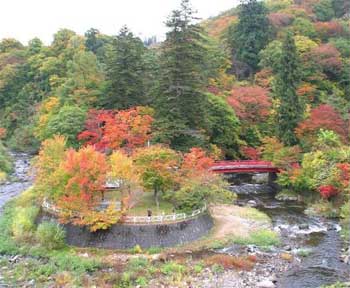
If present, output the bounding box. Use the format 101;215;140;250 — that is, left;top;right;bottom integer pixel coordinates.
42;199;207;225
122;204;207;224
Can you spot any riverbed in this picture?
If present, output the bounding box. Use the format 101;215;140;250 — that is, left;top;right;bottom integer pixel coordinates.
232;183;350;288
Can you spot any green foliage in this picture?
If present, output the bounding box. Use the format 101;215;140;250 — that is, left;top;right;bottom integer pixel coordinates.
11;206;39;242
232;229;281;247
340;201;349;239
104;26;146;109
292;18;317;39
160;261;186;276
155;0;210;149
314;0;335;21
230;0;271;72
0;141;12;174
36;221;66;250
273;32;303;145
171;178;234;213
205;93;241;158
41;105;86;148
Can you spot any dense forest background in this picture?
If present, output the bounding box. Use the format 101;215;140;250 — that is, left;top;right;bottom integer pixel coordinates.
0;0;348;158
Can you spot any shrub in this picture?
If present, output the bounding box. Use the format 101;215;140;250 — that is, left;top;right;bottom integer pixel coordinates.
11;206;39;241
36;221;66;250
0;141;12;174
50;251;100;274
160;262;186;276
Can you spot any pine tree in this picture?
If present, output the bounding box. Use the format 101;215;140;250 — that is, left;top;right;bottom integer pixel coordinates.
230;0;270;74
155;0;209;149
105;26;146;109
273;32;303;146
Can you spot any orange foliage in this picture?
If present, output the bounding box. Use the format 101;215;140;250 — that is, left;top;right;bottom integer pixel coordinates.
297;83;317;101
181;148;215;177
61;146;108;204
0;128;6;139
254;69;273;89
227;86;271;124
78;107;153;153
204;15;238;38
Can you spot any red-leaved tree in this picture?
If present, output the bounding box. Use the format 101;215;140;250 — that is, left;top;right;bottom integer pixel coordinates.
227;86;271;124
307;44;342;78
296;104;348;143
315;21;344;40
78;107;153;153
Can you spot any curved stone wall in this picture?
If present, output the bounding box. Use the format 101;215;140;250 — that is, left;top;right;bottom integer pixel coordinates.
62;213;213;249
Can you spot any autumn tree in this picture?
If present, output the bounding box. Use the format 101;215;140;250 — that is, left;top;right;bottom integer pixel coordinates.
273;32;303;145
78;107;153;153
307;43;342;79
229;0;271;74
104;26;146;109
133;145;180;208
109;151;139;209
33;135;67;198
296;104;348;144
181;147;214;178
227;86;271;125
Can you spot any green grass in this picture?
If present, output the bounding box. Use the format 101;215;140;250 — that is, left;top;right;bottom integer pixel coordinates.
236;207;271;222
231;229;281;247
127;193;174;216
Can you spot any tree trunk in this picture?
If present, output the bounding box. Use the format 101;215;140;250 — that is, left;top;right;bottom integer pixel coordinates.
154;186;159;209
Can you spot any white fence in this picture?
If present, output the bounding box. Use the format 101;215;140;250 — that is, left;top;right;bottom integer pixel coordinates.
122;204;207;224
42;199;207;225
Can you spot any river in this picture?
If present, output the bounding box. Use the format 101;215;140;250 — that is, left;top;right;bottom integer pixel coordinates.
232;182;350;288
0;152;32;214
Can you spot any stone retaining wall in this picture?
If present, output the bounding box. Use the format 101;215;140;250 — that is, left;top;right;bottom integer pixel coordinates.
61;213;213;249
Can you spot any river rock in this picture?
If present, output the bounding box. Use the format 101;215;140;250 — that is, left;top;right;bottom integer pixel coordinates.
280;253;293;261
257;279;276;288
247;200;257;207
298;223;309;230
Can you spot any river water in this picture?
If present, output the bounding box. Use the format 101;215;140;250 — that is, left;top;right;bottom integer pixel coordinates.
0;152;32;213
232;182;350;288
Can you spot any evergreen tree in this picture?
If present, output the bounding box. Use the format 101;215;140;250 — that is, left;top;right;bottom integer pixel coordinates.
155;0;209;149
273;32;303;146
105;26;146;109
230;0;270;74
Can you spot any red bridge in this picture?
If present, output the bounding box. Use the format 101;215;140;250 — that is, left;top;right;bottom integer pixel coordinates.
210;160;280;174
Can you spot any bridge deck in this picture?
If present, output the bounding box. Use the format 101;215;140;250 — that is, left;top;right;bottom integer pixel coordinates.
210;160;279;174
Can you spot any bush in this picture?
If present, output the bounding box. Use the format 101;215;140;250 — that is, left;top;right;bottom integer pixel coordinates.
11;206;39;241
50;251;100;274
0;141;12;174
160;262;186;276
36;221;66;250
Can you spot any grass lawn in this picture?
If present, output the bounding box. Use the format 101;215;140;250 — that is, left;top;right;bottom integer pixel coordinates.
127;193;175;216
